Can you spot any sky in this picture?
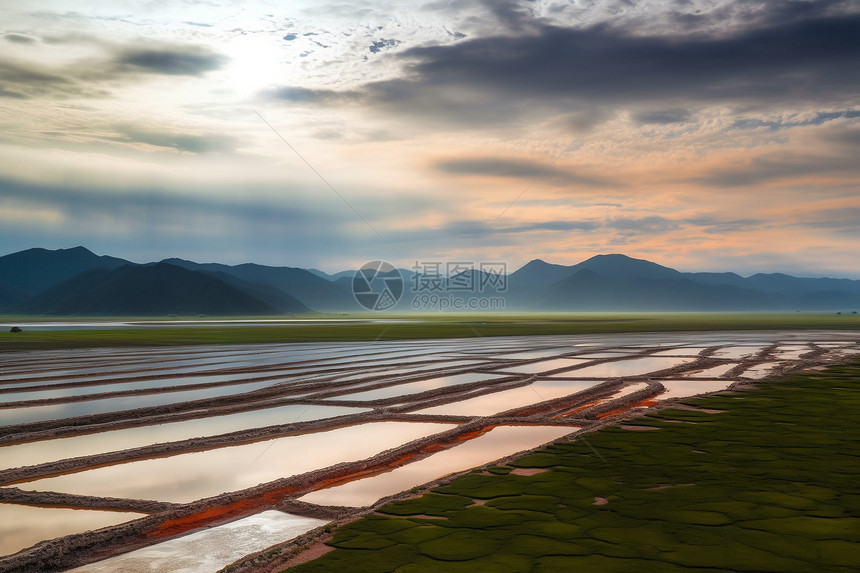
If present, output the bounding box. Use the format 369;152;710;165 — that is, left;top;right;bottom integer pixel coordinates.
1;0;859;277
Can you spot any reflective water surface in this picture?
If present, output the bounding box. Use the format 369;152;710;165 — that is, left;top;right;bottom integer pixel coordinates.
299;425;576;507
69;510;326;573
23;422;453;503
0;504;144;557
1;404;368;469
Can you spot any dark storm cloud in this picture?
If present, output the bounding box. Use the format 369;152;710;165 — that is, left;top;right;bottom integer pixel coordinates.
480;0;540;32
435;157;613;187
272;12;860;125
670;0;858;33
272;11;859;126
113;45;225;76
389;15;860;105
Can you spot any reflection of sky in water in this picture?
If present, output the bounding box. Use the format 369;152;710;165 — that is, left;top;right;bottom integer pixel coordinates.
492;357;591;375
711;346;767;359
0;374;278;402
657;379;733;400
564;356;691;377
0;505;143;557
771;346;811;360
299;425;575;507
412;379;604;417
681;363;737;378
570;351;635;359
0;379;309;425
0;404;369;469
325;373;508;402
24;422;453;503
68;510;327;573
648;347;709;356
739;363;780;379
495;348;576;359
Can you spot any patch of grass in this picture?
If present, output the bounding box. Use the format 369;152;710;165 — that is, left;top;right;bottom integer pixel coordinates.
287;360;860;572
1;311;858;351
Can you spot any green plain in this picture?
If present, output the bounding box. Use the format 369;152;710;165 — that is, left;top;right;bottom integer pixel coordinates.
288;361;860;572
1;312;859;351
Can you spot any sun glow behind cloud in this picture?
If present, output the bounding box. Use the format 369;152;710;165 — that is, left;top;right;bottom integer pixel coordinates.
0;0;858;276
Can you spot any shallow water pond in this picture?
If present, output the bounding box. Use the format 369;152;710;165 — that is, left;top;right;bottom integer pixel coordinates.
0;504;144;557
411;379;603;417
0;404;368;469
68;510;327;573
22;422;453;503
656;379;734;400
491;357;592;375
299;425;575;507
564;356;692;377
324;373;508;402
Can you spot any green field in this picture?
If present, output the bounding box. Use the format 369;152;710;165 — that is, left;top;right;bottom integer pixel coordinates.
287;361;860;572
1;312;859;351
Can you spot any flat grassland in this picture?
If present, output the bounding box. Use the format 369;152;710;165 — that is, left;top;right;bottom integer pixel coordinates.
2;312;859;350
285;362;860;572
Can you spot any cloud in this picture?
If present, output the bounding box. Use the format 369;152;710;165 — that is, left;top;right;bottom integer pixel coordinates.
113;126;238;154
0;38;226;100
695;150;860;188
730;110;860;131
634;108;692;125
0;58;73;99
369;39;400;53
269;10;859;127
684;216;767;234
263;86;358;104
434;157;613;187
2;32;37;44
605;216;681;235
795;207;860;233
113;45;226;76
265;8;860;133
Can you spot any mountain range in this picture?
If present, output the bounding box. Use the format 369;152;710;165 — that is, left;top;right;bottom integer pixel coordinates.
0;246;858;315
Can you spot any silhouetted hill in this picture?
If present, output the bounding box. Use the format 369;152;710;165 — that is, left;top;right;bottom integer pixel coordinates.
0;246;130;295
571;253;683;281
205;270;310;314
0;279;30;312
2;246;859;314
508;259;576;290
19;263;279;316
537;269;773;311
524;254;860;311
161;258;358;311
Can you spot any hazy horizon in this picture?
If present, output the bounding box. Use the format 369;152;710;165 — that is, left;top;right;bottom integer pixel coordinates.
2;1;859;278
